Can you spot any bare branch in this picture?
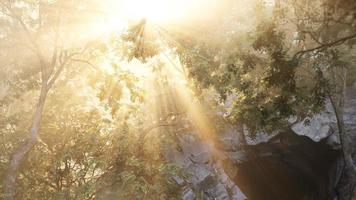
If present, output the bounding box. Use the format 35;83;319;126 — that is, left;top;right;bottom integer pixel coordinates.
292;33;356;61
138;111;187;155
69;58;98;69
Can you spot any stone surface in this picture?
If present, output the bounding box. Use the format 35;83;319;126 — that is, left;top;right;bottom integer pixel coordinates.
291;111;335;142
173;87;356;200
165;132;247;200
292;87;356;147
236;131;340;200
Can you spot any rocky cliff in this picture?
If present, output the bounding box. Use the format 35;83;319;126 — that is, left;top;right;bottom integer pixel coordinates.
170;86;356;199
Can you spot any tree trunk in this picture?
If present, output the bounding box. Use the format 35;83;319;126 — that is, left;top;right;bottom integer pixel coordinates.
334;106;356;200
4;85;48;200
329;68;356;200
334;104;356;174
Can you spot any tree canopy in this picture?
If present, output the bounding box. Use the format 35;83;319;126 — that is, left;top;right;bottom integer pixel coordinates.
1;0;356;199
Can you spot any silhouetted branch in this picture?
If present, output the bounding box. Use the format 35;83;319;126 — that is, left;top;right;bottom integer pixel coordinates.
292;33;356;62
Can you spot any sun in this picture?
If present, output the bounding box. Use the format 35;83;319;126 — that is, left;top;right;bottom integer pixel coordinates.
122;0;186;23
107;0;220;24
101;0;222;30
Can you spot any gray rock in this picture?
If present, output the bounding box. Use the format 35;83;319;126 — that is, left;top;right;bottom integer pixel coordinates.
225;151;246;164
243;125;279;145
182;188;196;200
185;163;212;185
292;87;356;147
218;126;242;151
164;132;246;200
204;182;230;200
291;112;334;142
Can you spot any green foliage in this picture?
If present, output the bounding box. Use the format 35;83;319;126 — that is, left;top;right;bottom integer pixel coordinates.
0;67;182;199
0;1;182;198
171;0;356;134
1;0;355;199
0;61;182;199
119;20;161;63
119;0;355;136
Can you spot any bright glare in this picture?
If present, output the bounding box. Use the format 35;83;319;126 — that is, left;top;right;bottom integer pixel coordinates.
105;0;220;24
122;0;185;22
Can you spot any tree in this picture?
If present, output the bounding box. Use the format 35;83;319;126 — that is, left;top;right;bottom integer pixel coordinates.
0;1;182;199
274;1;356;198
123;0;356;198
179;1;356;198
0;1;78;198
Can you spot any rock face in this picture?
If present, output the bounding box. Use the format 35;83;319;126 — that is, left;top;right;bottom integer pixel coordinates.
332;87;356;200
171;87;356;200
165;132;246;200
236;131;340;200
235;87;356;200
170;126;342;200
292;87;356;148
291;87;356;199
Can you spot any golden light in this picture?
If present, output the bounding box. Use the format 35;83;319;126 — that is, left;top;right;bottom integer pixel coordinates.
104;0;221;25
88;0;225;154
122;0;186;23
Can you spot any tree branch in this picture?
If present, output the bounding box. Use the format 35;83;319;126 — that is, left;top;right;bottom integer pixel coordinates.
69;58;97;69
292;33;356;62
